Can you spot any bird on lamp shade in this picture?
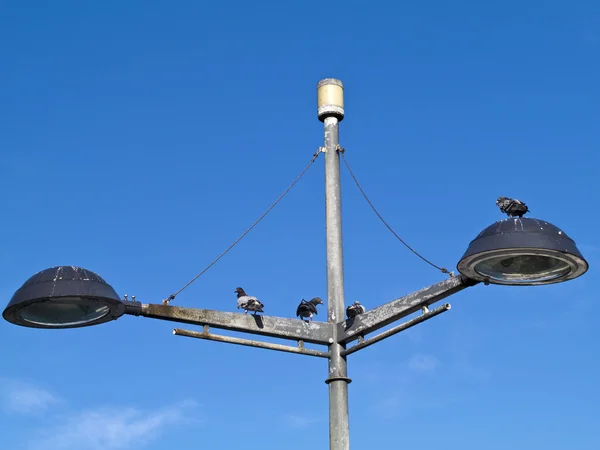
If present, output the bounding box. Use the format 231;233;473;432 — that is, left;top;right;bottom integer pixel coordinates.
496;196;530;218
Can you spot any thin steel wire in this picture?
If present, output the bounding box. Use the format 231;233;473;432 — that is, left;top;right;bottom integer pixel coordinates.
163;150;322;304
340;151;452;276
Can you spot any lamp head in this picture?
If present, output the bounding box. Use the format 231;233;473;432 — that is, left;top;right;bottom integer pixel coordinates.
457;218;588;286
3;266;125;329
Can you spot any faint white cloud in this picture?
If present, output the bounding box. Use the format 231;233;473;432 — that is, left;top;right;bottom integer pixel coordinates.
371;394;402;420
281;413;320;429
29;399;200;450
366;331;492;419
0;378;199;450
407;354;440;373
371;389;456;420
0;378;59;415
453;361;492;382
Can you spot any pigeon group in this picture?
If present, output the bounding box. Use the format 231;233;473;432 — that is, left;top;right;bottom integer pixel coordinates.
235;287;264;315
232;289;366;323
296;297;323;322
496;196;530;218
346;301;366;319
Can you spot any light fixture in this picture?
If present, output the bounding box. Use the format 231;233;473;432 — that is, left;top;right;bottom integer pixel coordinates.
3;266;125;329
457;218;588;286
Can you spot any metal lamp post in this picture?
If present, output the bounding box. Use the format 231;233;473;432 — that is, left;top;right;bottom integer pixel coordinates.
3;79;589;450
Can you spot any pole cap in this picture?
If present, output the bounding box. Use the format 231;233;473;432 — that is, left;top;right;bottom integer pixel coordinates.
317;78;344;122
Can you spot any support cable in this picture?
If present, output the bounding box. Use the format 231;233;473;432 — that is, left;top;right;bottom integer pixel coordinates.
163;149;322;305
340;150;452;277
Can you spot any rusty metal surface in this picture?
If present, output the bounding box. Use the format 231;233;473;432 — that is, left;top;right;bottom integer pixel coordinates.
173;328;330;358
124;300;142;316
140;304;333;345
337;275;477;344
342;303;451;356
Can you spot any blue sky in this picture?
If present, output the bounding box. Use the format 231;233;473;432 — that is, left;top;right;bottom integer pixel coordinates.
1;1;599;449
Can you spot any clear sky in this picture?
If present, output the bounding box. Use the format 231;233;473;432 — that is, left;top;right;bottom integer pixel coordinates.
1;1;599;449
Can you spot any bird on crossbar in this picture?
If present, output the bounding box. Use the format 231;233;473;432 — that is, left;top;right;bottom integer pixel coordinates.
235;287;264;315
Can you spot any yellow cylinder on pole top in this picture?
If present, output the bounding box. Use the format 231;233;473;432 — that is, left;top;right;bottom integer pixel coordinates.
317;78;344;122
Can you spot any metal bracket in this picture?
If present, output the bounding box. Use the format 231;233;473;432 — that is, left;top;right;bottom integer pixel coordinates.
173;327;330;358
123;300;143;316
325;376;352;385
319;145;344;154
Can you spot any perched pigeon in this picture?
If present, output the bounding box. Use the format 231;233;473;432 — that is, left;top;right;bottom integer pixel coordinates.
235;287;264;315
496;196;530;218
346;301;366;319
296;297;323;322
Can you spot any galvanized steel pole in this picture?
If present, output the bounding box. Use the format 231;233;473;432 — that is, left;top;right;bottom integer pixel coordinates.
318;78;351;450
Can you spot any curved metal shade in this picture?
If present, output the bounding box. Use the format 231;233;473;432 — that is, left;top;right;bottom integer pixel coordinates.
457;218;588;286
3;266;125;329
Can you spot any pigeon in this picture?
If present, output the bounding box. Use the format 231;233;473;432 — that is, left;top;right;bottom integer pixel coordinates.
496;196;530;218
235;287;264;315
346;301;366;319
296;297;323;322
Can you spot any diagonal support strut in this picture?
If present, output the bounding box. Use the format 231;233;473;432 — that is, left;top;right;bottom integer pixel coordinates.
337;275;478;344
341;303;451;356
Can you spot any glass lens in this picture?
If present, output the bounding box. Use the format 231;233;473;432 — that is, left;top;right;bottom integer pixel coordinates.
475;254;571;283
18;297;110;326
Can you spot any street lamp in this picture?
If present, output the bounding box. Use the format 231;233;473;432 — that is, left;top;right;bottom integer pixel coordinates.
3;266;126;329
3;79;589;450
457;217;588;285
